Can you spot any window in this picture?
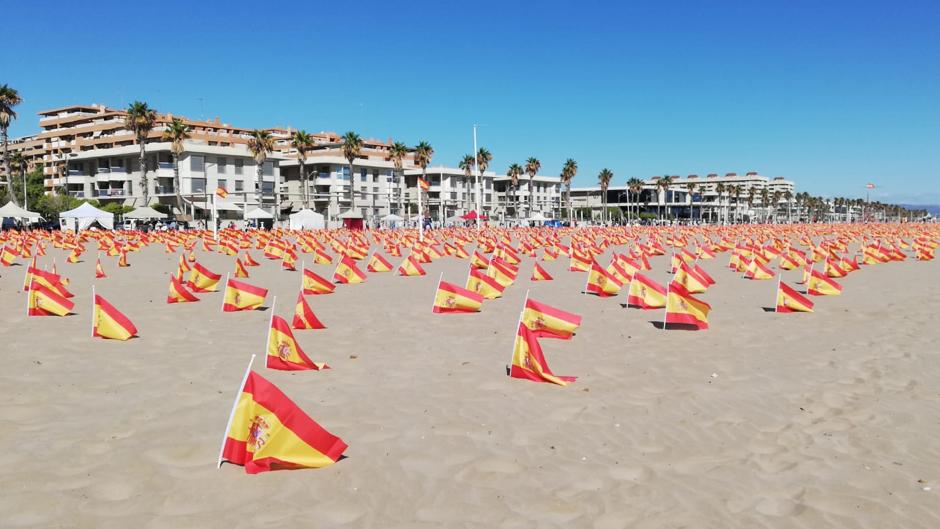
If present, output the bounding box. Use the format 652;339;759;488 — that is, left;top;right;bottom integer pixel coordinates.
218;179;227;190
263;161;274;177
217;157;227;174
235;180;243;192
373;186;379;194
262;182;274;194
191;155;205;173
234;159;243;175
359;168;368;182
341;166;350;180
191;178;206;193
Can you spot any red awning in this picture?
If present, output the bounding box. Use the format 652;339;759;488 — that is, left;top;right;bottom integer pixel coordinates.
460;210;488;220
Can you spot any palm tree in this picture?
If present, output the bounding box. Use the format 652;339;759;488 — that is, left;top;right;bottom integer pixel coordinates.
686;182;698;222
731;185;743;223
162;118;190;217
0;84;22;205
772;190;782;223
747;188;758;222
414;141;433;237
125;101;157;206
247;129;275;221
597;168;613;224
715;182;727;224
760;188;770;222
291;130;315;209
560;159;577;222
459;154;475;212
341;131;363;214
506;163;523;219
784;190;793;223
476;148;492;220
387;141;408;216
10;152;25;207
627;177;644;222
524;157;541;218
658;176;674;221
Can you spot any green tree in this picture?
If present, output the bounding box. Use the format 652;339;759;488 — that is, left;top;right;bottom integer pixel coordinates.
248;129;275;217
524;157;541;217
161;118;190;217
561;159;577;223
0;84;23;205
125;101;157;206
387;141;408;216
598;168;613;223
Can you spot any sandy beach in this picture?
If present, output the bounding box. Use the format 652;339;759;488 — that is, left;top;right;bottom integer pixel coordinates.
1;232;939;529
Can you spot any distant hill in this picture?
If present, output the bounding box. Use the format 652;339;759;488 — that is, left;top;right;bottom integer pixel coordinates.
900;204;940;217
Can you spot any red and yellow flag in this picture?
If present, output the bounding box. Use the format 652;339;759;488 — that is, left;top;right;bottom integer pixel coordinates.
93;294;138;340
432;280;484;313
167;276;200;303
367;253;393;273
244;252;261;266
627;273;668;309
95;257;107;278
466;267;505;299
776;282;814;313
267;315;328;371
808;268;842;296
744;258;775;280
470;251;490;269
418;177;430;191
220;370;346;473
234;257;250;278
27;282;74;316
302;267;336;295
333;255;366;284
664;282;711;330
223;278;268;312
292;292;326;330
397;255;426;276
585;259;621;297
188;262;222;292
1;245;19;266
509;324;576;386
530;262;553;281
216;187;229;198
521;298;582;340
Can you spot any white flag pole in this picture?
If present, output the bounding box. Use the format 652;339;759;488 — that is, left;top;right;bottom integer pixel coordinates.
220;274;229;312
25;277;32;315
217;353;256;468
91;285;96;337
507;289;530;375
300;261;305;292
661;279;671;331
212;192;219;242
431;272;443;310
263;296;277;369
774;273;782;313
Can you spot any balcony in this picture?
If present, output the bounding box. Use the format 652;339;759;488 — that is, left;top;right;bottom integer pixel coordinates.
93;188;127;198
158;162;173;170
155;186;176;195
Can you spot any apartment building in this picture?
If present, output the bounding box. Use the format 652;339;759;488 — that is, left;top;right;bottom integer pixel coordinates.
570;172;797;222
492;175;563;220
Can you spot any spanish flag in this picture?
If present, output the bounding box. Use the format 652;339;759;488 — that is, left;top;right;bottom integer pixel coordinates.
234;256;250;278
397;255;426;276
776;281;814;313
223;278;268;312
530;262;553;281
585;259;621;297
216;187;229;198
808;268;842;296
267;315;328;371
367;253;393;273
674;261;709;293
244;252;261;266
1;245;18;266
433;280;484;313
568;250;592;272
466;267;505;299
167;276;200;303
521;298;582;340
664;282;711;330
27;282;74;316
542;247;559;261
93;294;138;340
292;292;326;330
302;267;335;295
118;250;129;268
744;258;775;280
220;370;345;473
824;258;848;278
333;255;366;284
66;249;82;263
313;248;333;265
95;257;107;278
470;251;490;269
178;253;191;274
188;262;222;292
509;324;576;386
418;177;430;191
486;258;518;288
28;266;73;298
627;273;667;309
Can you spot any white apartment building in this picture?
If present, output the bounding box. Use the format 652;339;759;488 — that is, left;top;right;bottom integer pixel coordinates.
65;141;281;221
492;175;563;220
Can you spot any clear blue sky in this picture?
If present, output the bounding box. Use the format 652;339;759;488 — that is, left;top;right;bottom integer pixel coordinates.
3;0;938;203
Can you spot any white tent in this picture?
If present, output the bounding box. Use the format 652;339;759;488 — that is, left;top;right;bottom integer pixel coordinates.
288;208;325;230
380;213;403;222
0;201;43;221
59;202;114;230
527;212;548;222
245;208;274;220
124;206;167;220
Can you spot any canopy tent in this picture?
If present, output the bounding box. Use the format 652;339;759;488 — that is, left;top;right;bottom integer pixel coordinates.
461;210;488;221
0;201;43;221
124;206;167;220
245;208;274;220
337;210;363;219
59;202;114;230
288;208;325;230
194;199;244;212
527;212;548;222
380;213;403;222
337;209;363;230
